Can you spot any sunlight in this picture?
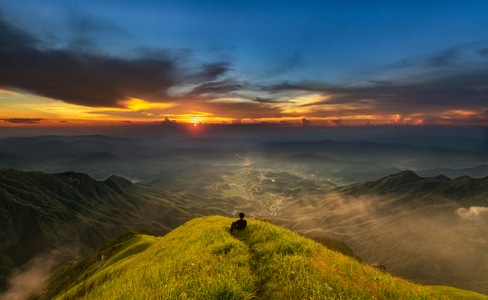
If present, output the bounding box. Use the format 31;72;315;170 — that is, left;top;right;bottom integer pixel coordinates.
0;88;20;95
121;98;174;110
442;109;478;117
189;116;203;124
0;92;110;122
178;112;215;124
279;93;328;115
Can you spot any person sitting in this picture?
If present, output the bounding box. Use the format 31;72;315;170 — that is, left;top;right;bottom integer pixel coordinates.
230;212;247;233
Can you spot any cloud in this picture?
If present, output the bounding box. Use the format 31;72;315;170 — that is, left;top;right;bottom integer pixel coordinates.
2;118;44;124
479;47;488;57
265;50;305;77
328;118;343;126
1;10;488;125
0;249;70;300
196;100;282;119
0;16;233;109
252;97;277;104
259;41;488;124
300;117;311;126
185;79;241;98
183;63;232;84
456;206;488;219
63;7;128;51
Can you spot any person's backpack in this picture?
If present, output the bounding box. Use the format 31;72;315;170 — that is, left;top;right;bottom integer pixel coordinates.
230;221;238;232
230;220;246;232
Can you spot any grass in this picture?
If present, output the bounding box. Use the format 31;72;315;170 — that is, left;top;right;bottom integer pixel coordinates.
427;286;488;300
43;216;488;300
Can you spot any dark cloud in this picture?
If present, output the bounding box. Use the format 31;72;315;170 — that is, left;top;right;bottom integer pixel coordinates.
0;16;233;108
3;118;44;124
328;118;343;126
0;20;32;49
424;48;460;68
262;80;331;94
252;97;277;103
303;74;487;117
389;46;466;70
265;50;304;76
201;101;281;119
65;9;128;51
264;41;488;121
301;117;311;126
185;79;242;97
184;63;232;83
479;48;488;57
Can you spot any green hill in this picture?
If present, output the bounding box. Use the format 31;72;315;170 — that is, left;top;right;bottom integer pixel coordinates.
0;168;238;292
39;216;488;300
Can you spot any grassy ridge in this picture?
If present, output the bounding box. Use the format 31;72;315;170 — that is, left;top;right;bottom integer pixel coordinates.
0;168;241;291
43;216;488;300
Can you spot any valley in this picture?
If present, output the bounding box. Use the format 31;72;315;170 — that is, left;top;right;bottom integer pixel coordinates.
1;126;488;295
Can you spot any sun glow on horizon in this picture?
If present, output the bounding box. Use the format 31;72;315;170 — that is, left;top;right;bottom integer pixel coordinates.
2;90;487;128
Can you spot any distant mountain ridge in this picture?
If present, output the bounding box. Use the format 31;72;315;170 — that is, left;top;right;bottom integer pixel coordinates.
66;152;119;163
2;135;488;185
0;151;27;169
339;170;488;205
418;164;488;179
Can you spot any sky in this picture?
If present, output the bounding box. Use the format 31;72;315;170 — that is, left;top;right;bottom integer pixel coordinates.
1;0;488;129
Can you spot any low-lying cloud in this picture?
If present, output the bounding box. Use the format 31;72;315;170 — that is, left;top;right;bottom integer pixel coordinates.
276;191;488;292
2;118;44;124
456;206;488;219
0;248;73;300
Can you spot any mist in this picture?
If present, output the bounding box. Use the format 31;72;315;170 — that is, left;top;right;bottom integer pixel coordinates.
456;206;488;219
272;191;488;291
0;248;73;300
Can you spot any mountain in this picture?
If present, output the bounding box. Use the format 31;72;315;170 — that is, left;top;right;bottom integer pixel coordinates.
0;168;239;292
0;135;140;160
60;152;133;180
339;170;488;205
2;134;488;187
418;164;488;179
66;152;119;164
0;151;29;169
34;216;487;300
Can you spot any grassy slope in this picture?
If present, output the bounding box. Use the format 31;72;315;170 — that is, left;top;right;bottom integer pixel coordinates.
42;216;487;300
0;168;237;292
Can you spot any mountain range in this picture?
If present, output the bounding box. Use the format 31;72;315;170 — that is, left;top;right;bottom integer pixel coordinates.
1;134;488;183
1;167;488;296
1;132;488;295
